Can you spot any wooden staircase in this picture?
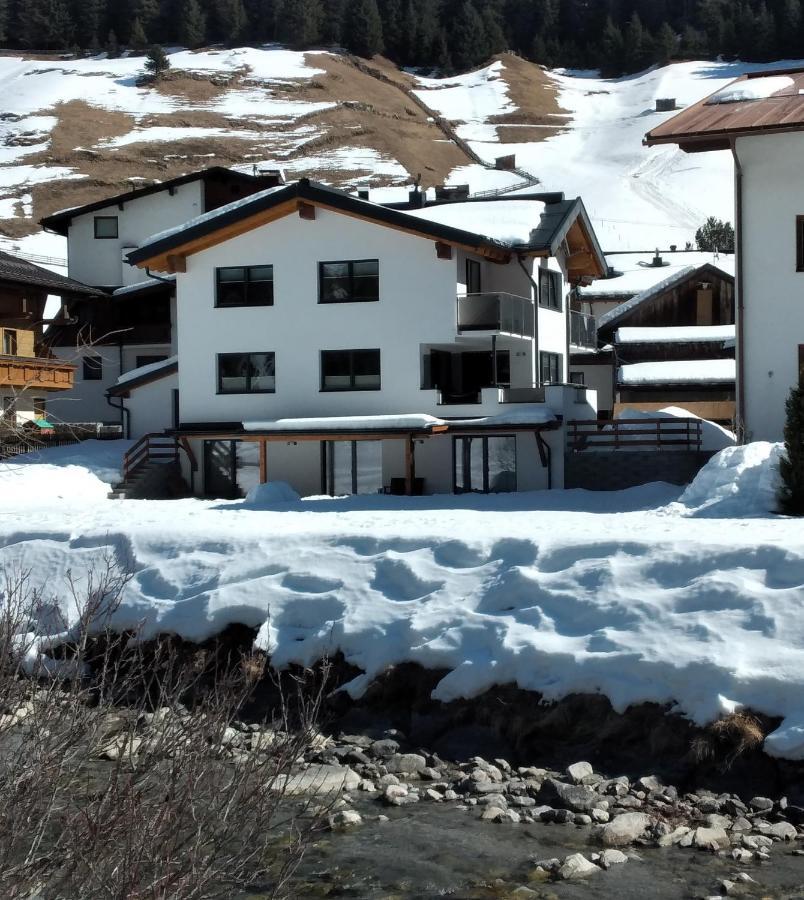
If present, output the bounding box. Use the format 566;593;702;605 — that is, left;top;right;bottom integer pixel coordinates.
109;434;189;499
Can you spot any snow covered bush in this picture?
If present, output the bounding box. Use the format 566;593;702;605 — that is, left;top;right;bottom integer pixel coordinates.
0;561;327;899
779;385;804;515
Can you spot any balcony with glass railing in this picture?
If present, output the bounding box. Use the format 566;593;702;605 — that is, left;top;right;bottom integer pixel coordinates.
456;292;534;339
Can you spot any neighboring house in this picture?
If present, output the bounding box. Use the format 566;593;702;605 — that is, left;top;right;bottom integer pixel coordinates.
39;166;283;425
0;251;103;429
645;67;804;441
571;253;735;422
123;178;607;497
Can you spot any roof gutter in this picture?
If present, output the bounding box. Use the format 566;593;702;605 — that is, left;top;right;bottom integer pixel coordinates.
730;138;746;443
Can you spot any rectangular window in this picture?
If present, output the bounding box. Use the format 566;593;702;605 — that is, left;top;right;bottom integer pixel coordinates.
135;354;168;369
319;260;379;303
569;371;585;385
83;355;103;380
94;216;118;239
2;329;17;356
33;397;46;418
453;435;517;494
321;349;381;391
466;258;482;294
540;351;563;384
539;268;562;310
217;352;275;394
797;217;804;272
215;265;274;307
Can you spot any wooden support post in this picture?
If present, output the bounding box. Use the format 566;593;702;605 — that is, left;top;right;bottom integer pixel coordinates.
404;435;415;496
259;439;268;484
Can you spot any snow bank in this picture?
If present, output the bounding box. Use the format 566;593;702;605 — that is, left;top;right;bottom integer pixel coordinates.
243;481;300;507
613;406;736;453
679;442;784;517
3;441;804;759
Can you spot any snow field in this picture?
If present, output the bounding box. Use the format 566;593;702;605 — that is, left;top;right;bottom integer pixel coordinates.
2;441;804;759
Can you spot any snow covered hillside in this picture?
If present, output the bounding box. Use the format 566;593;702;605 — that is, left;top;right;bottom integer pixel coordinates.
2;442;804;760
2;47;803;257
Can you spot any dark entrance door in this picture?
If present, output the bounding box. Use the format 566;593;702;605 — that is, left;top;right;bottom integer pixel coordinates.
203;440;238;498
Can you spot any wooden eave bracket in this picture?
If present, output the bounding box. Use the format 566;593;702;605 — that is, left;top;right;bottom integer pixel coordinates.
166;254;186;274
298;201;316;220
435;241;452;260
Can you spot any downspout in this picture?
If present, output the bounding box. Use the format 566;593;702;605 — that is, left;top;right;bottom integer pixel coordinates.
536;431;552;489
516;254;540;386
106;392;130;439
145;267;174;285
730;139;746;443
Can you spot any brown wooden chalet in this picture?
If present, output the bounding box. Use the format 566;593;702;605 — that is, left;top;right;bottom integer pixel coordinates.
571;262;736;424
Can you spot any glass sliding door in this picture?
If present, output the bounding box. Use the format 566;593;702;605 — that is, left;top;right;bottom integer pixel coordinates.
453;435;516;493
325;440;383;495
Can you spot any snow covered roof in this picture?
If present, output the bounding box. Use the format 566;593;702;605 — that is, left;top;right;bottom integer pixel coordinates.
619;359;736;386
406;199;546;246
108;354;177;395
128;179;607;278
645;67;804;151
112;276;175;297
616;324;736;344
242;406;557;435
581;251;734;301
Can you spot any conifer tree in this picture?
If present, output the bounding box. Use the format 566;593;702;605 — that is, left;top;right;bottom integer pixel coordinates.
275;0;321;48
598;17;624;76
106;29;120;57
779;384;804;514
179;0;207;47
433;27;452;72
72;0;102;49
214;0;247;44
655;21;677;64
343;0;384;57
0;0;7;43
379;0;403;59
753;2;776;59
129;16;148;49
450;1;488;72
145;43;171;77
481;4;506;57
22;0;74;51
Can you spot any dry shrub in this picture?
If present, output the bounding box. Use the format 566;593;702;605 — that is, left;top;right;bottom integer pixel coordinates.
691;711;766;770
0;558;329;899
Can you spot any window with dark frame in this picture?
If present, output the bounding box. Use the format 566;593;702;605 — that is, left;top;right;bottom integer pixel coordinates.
453;435;517;494
215;266;274;307
797;217;804;272
2;329;17;356
540;350;563;384
217;352;275;394
33;397;46;418
319;260;379;303
569;371;585;385
320;349;381;391
538;268;562;310
94;216;119;239
82;355;103;380
466;258;482;294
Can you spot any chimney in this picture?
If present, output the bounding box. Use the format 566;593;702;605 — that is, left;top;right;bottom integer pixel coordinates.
655;98;676;112
357;188;370;201
669;244;677;252
652;249;664;267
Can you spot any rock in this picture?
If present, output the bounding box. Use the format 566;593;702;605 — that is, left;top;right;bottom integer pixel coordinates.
533;805;555;821
766;821;797;841
420;766;441;781
526;866;551;883
567;761;594;784
731;847;753;863
658;826;691;847
337;733;373;748
742;834;773;851
494;758;512;774
557;853;600;880
591;808;610;824
480;805;506;822
477;793;508;808
370;738;399;759
731;816;752;832
378;773;400;788
387;753;427;774
553;808;574;824
574;814;593;826
704;813;733;829
637;775;662;793
750;796;774;813
383;784;409;805
511;796;536;808
98;734;143;761
599;849;628;869
692;826;731;851
376;814;389;823
444;789;459;801
596;812;653;847
358;779;376;792
510;888;538;898
425;788;443;802
328;809;362;829
276;764;360;796
540;778;599;813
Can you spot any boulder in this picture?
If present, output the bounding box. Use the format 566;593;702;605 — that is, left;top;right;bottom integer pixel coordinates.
599;849;628;869
567;761;594;784
749;796;774;813
387;753;428;774
766;821;797;841
370;738;399;759
276;764;360;796
692;826;731;851
328;809;362;829
540;778;599;813
557;853;600;880
657;826;691;847
596;812;653;847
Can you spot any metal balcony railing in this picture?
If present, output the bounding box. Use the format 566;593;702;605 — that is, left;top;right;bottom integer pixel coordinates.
457;292;534;339
570;311;597;349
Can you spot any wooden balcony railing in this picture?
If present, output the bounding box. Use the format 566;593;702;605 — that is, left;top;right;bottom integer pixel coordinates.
0;355;75;391
567;417;703;452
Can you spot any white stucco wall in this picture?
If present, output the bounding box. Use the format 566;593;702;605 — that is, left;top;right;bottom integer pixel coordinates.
569;360;614;413
65;182;204;287
125;371;177;439
738;131;804;441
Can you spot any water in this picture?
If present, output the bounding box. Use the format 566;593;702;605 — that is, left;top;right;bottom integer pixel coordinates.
287;802;804;899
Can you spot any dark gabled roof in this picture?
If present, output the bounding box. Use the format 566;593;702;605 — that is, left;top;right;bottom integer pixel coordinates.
40;166;279;236
644;67;804;152
127;179;606;276
0;251;104;297
597;262;734;337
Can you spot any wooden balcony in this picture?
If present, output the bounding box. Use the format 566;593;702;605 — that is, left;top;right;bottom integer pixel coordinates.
0;355;75;391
